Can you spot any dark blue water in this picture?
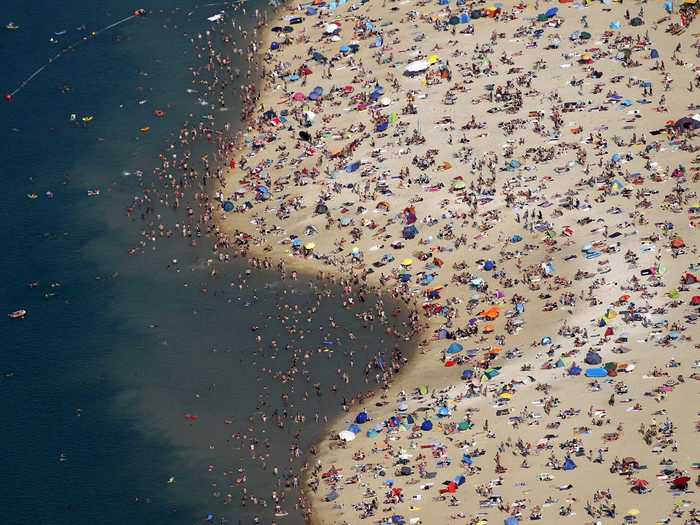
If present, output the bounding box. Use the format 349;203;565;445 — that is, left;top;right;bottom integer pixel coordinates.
1;3;415;524
0;2;250;523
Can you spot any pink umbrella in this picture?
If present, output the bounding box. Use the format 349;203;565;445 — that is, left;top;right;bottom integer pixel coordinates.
292;92;305;101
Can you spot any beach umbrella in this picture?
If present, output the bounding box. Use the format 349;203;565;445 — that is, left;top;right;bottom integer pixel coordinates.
348;423;361;434
437;407;450;417
580;31;591;40
356;411;369;424
545;6;558;17
304;242;316;251
338;430;356;441
448;15;460;25
420;420;433;431
324;23;340;33
398;402;408;411
292;91;306;101
222;201;235;212
633;479;648;489
650;48;660;59
630;17;643;26
610;20;621;29
626;509;640;517
405;60;430;73
672;476;690;489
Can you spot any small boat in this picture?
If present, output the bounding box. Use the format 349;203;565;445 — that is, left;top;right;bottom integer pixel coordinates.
82;115;93;123
87;189;100;197
139;126;151;133
8;309;27;319
6;22;19;30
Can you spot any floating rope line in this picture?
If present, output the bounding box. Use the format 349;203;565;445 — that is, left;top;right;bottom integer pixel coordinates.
4;9;146;102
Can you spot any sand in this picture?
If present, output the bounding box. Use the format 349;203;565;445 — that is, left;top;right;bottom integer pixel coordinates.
213;0;700;523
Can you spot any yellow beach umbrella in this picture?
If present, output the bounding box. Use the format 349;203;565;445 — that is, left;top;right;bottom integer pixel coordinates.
304;242;316;250
499;392;513;399
427;54;440;65
401;258;413;266
627;509;640;517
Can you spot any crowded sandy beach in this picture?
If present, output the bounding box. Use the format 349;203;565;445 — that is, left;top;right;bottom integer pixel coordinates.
200;0;700;523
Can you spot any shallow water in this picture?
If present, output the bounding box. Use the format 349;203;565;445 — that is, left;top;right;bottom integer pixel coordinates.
1;2;413;524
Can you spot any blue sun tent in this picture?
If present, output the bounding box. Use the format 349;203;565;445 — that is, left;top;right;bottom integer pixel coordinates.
447;342;463;354
462;454;473;465
651;48;659;59
403;225;418;240
356;411;369;424
483;260;495;271
348;423;361;434
563;458;577;471
421;420;433;431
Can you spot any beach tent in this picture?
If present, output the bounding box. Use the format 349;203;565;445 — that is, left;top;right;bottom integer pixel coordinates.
690;296;700;306
673;116;700;131
348;423;361;434
447;342;463;354
458;421;472;431
420;420;433;431
356;411;369;424
650;48;660;59
563;458;577;471
403;225;418;240
462;369;474;380
483;260;495;271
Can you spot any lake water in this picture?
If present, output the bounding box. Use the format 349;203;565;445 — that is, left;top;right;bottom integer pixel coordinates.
1;3;413;524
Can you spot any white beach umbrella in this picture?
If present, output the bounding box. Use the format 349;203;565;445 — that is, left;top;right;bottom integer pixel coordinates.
325;23;340;34
405;60;430;73
338;430;356;441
